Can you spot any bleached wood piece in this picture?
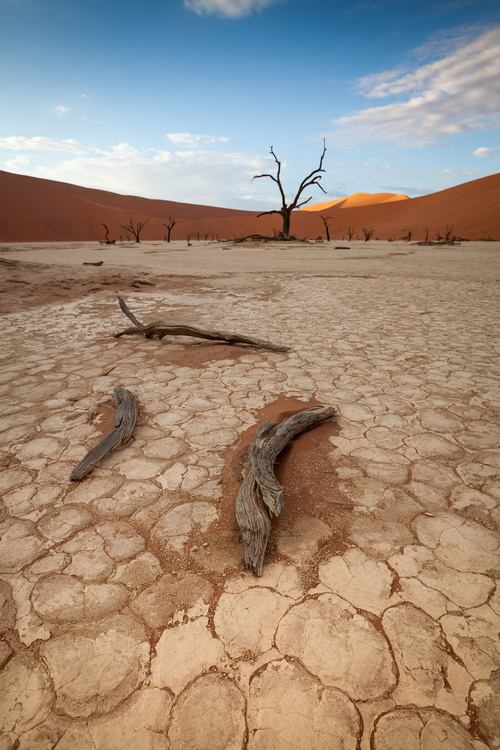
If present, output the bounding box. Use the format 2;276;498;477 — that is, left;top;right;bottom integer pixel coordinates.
70;386;137;481
235;405;338;575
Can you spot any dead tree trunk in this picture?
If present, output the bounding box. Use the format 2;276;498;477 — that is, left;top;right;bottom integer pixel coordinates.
70;386;137;481
119;217;149;243
114;296;290;352
254;140;327;238
321;215;331;241
100;224;116;245
235;405;337;575
162;216;177;243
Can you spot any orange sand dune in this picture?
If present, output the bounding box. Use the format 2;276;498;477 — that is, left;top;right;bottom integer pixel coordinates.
0;169;498;242
0;170;257;243
299;192;409;212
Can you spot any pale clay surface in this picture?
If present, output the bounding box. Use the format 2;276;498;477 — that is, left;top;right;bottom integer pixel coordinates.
0;239;499;749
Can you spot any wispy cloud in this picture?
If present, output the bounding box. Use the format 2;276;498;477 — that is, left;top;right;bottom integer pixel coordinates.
473;146;499;158
332;26;500;146
54;105;70;117
166;133;229;147
5;155;31;169
184;0;284;18
0;136;102;154
13;142;270;206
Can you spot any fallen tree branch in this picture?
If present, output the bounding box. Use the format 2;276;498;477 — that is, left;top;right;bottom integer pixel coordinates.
231;234;307;243
235;404;338;575
70;386;138;481
114;295;290;352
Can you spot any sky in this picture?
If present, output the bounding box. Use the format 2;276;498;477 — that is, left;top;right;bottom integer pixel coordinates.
1;0;499;210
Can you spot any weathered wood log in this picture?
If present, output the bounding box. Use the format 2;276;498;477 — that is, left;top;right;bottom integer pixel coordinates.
236;404;338;576
231;234;306;243
114;295;290;352
70;386;138;481
83;261;104;266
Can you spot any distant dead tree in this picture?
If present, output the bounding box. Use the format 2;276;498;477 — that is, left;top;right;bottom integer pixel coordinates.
444;225;455;243
402;229;413;242
119;217;149;243
424;226;430;242
321;215;332;241
100;224;116;245
435;225;457;244
362;227;375;242
346;226;355;241
162;216;177;243
253;140;327;238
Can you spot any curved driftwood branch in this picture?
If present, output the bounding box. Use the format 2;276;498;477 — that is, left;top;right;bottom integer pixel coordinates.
115;296;290;352
118;294;143;328
236;404;338;576
70;386;138;481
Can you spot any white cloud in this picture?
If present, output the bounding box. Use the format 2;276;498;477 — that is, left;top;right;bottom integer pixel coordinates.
0;136;101;154
54;105;70;117
333;26;500;145
28;143;270;207
473;146;498;158
166;133;229;147
184;0;283;18
5;155;31;169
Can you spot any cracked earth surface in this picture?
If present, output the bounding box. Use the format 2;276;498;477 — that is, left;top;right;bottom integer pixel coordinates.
0;239;499;749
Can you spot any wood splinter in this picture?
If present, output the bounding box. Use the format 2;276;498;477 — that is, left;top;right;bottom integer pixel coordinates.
70;386;137;481
235;404;338;576
114;295;290;352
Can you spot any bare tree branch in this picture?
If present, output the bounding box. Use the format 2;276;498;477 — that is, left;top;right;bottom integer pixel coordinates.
119;217;149;243
162;216;177;243
115;296;290;352
253;140;327;237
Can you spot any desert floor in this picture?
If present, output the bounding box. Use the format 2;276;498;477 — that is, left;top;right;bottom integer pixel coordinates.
0;239;499;750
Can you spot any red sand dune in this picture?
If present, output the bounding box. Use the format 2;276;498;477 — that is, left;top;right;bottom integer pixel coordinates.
0;169;498;242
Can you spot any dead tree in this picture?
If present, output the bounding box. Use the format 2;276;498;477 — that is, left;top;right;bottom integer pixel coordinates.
236;405;338;575
346;226;355;241
114;296;290;352
119;217;149;243
320;215;332;241
402;229;413;242
444;225;455;243
253;140;327;238
362;227;375;242
70;386;137;481
162;216;177;243
100;224;116;245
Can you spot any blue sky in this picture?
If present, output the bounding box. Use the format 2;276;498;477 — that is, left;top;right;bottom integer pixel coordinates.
1;0;499;210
